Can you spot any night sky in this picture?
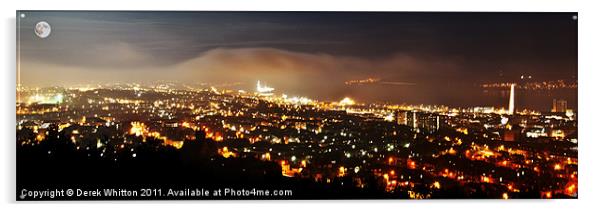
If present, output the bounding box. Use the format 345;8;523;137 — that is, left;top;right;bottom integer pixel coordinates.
18;11;578;110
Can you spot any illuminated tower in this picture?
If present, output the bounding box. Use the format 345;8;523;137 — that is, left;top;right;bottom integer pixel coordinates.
508;83;515;115
552;99;567;113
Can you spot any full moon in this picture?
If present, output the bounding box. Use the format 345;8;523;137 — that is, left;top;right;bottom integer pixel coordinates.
34;21;51;38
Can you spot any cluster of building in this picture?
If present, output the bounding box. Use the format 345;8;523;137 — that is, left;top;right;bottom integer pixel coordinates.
16;81;577;199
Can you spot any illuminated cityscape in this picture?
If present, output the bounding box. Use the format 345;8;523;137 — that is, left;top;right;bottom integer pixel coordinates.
17;79;577;199
16;11;577;200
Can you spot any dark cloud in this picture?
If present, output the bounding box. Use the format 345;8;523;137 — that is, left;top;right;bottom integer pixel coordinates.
174;47;460;89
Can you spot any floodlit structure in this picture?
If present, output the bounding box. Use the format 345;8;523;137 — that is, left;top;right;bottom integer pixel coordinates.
339;97;355;106
508;83;515;115
257;80;274;94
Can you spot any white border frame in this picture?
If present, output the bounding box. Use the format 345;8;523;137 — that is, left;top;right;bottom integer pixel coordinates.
2;1;600;212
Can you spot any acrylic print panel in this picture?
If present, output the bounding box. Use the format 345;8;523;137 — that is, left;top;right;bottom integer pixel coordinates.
16;11;578;200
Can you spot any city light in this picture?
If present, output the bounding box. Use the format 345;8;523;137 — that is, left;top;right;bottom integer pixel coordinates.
129;122;147;137
338;97;355;106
